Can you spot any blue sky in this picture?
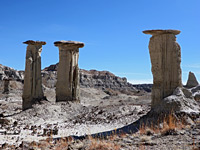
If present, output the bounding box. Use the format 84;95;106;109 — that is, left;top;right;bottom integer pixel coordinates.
0;0;199;84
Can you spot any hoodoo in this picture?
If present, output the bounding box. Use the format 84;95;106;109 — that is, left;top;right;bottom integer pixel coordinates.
22;40;46;110
143;29;182;108
54;40;84;102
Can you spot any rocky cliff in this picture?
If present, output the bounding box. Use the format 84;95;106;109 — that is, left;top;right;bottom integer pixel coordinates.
0;64;152;94
43;63;152;94
0;64;24;82
0;64;24;92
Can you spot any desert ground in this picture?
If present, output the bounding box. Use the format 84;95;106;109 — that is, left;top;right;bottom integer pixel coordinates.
0;64;200;150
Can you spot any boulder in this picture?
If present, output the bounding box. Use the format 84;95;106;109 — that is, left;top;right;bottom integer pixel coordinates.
194;93;200;101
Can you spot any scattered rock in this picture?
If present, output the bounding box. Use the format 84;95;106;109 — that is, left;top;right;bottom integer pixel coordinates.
43;128;58;136
13;121;18;127
0;118;10;125
0;129;6;134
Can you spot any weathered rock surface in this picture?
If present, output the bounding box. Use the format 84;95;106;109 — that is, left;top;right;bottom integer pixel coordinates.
143;29;182;108
152;87;200;114
54;41;84;102
43;63;151;94
0;64;23;93
194;93;200;101
22;40;46;110
80;69;138;94
186;71;199;88
192;85;200;101
0;64;24;82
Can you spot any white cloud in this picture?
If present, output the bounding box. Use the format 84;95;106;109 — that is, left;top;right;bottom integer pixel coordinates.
128;79;153;84
114;72;149;76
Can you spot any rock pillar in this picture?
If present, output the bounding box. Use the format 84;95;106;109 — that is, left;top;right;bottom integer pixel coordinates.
143;30;182;108
22;40;46;110
186;72;199;88
3;78;11;94
54;41;84;102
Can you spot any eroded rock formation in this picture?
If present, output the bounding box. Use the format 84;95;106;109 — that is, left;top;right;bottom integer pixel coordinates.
3;78;11;94
186;71;199;88
0;64;24;81
54;41;84;102
22;40;46;110
42;65;144;95
143;30;182;108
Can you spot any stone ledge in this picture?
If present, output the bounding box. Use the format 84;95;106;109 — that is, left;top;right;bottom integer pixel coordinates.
54;40;84;48
23;40;46;45
143;29;181;36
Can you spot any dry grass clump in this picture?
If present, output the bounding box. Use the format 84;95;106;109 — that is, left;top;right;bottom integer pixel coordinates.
88;135;120;150
139;113;186;136
21;135;120;150
21;137;72;150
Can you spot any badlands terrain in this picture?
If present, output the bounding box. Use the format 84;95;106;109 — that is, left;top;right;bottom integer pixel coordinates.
0;64;200;150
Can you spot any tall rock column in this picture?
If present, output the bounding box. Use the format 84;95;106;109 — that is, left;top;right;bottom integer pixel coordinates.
22;40;46;110
143;30;182;108
54;41;84;102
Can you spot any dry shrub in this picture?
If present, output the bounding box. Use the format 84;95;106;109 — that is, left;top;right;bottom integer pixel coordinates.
31;138;70;150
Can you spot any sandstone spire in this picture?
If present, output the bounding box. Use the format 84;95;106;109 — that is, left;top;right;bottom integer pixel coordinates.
54;40;84;102
143;29;182;108
186;71;199;88
22;40;46;110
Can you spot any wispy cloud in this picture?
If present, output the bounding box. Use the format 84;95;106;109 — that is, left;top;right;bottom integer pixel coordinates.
183;71;200;75
182;64;200;69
